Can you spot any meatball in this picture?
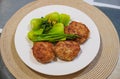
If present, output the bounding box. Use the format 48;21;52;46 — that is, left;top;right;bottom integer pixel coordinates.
65;21;90;44
54;41;80;61
32;42;55;64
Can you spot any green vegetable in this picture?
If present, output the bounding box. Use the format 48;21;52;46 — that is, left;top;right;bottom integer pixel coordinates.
59;13;70;26
27;29;43;40
45;12;60;24
31;17;53;33
30;18;42;30
48;23;64;34
40;19;52;33
28;33;78;42
27;31;35;41
27;12;76;43
32;29;44;35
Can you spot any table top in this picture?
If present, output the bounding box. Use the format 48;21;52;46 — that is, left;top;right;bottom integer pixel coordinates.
0;0;120;79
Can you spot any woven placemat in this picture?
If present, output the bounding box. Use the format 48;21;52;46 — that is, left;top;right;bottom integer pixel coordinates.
0;0;120;79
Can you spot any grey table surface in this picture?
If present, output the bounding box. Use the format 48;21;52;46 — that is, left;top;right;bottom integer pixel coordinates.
94;0;120;6
0;0;120;79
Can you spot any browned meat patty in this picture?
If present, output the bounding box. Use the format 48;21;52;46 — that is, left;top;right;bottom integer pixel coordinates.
32;42;55;64
65;21;90;44
54;41;80;61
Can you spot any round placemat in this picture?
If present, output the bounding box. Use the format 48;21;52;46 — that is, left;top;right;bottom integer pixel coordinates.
0;0;120;79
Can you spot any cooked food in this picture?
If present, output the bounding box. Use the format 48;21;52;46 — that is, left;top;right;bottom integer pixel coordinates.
32;42;55;63
27;12;73;42
27;12;90;64
54;41;80;61
28;23;78;42
65;21;90;44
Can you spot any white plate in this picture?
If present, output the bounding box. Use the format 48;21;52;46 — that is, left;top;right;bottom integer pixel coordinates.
14;5;100;76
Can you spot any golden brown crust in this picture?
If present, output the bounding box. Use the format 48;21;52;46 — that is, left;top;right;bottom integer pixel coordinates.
54;41;80;61
32;21;90;63
32;42;55;64
65;21;90;44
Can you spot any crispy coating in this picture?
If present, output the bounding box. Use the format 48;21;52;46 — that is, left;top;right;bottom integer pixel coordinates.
54;41;80;61
32;42;55;64
65;21;90;44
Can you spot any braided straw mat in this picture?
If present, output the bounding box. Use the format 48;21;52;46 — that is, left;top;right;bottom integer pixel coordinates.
0;0;120;79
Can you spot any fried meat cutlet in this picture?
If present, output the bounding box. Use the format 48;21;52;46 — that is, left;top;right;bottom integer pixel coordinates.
32;42;55;64
65;21;90;44
54;41;80;61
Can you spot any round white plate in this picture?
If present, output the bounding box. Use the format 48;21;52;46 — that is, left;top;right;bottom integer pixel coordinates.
14;5;100;76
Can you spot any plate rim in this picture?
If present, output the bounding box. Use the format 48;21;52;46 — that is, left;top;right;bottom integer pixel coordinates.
14;4;101;76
